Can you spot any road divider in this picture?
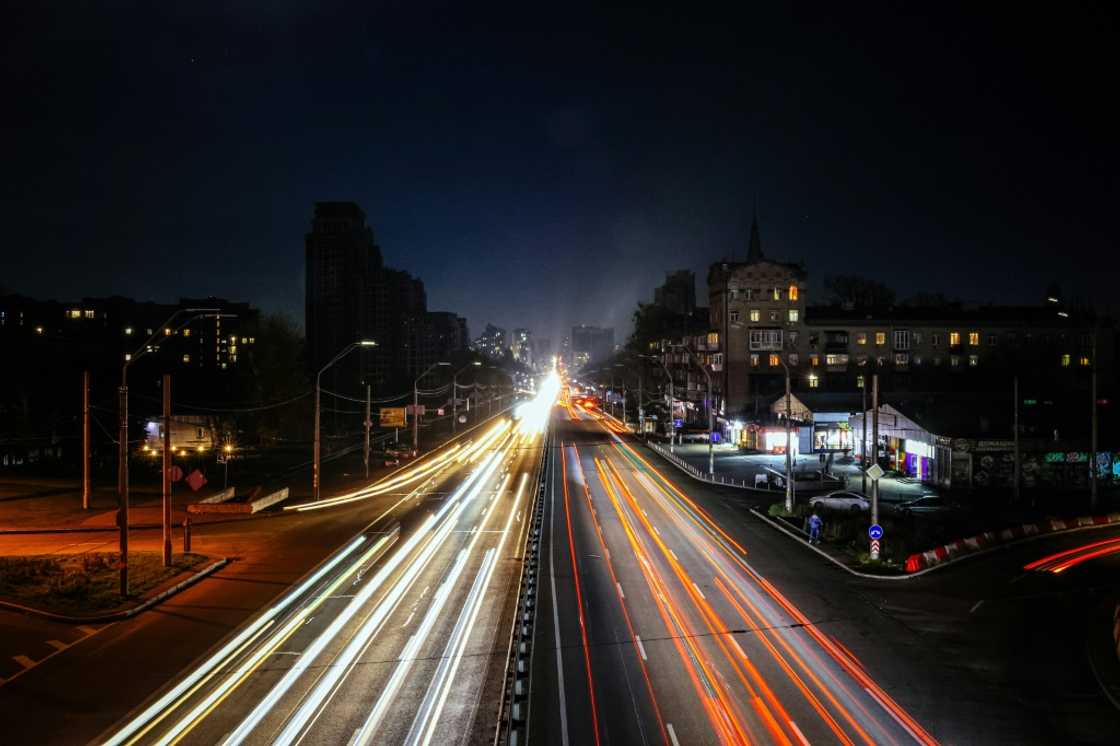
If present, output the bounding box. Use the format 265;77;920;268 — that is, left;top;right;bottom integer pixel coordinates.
198;487;236;504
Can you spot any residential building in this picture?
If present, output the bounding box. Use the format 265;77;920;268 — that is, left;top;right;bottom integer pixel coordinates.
472;324;508;360
571;324;614;369
654;270;697;316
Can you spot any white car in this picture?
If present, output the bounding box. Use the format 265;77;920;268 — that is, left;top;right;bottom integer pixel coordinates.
809;491;870;512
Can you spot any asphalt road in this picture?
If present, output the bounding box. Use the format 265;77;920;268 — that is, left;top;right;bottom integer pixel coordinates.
530;404;940;745
96;414;544;746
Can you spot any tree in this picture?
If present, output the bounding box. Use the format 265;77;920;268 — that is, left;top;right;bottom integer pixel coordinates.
822;275;896;308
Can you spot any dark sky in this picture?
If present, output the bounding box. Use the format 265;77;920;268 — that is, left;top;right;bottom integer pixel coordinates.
4;3;1116;345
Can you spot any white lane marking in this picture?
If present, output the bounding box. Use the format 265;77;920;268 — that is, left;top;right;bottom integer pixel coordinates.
78;625;98;636
13;655;35;669
789;719;811;746
864;686;923;742
634;635;648;661
692;582;705;599
549;445;570;746
616;582;625;599
667;723;681;746
419;585;430;600
969;600;984;614
46;640;68;652
273;651;301;657
402;611;415;628
729;637;747;661
653;525;661;536
669;549;679;562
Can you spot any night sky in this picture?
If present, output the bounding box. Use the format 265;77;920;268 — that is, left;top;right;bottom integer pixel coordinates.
4;3;1115;345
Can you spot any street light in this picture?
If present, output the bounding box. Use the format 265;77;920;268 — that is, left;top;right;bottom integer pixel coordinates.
117;307;228;596
673;344;715;476
777;357;794;513
453;361;482;433
414;361;451;454
314;340;377;501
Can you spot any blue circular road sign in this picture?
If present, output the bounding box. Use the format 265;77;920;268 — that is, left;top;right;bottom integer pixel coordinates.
868;524;884;540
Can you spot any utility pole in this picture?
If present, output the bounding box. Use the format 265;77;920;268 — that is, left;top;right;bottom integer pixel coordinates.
364;384;372;480
118;371;129;596
82;371;90;510
784;361;793;513
860;379;867;495
162;374;172;566
870;374;880;560
1013;376;1020;504
638;364;644;437
1090;332;1098;512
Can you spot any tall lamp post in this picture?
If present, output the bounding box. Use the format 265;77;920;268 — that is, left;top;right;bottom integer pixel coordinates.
118;307;226;596
642;354;674;452
777;358;794;512
453;361;482;433
414;361;451;454
314;340;377;501
674;344;715;476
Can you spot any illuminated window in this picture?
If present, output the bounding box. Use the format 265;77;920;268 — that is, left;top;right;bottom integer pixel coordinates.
750;354;760;367
242;337;248;344
124;353;132;361
856;354;868;367
895;353;910;367
825;353;848;365
707;332;719;347
788;354;799;366
788;285;799;301
875;332;886;345
914;355;923;365
968;354;979;367
968;331;980;346
856;374;865;388
124;327;133;335
788;309;799;322
949;331;961;346
35;325;44;334
146;328;153;335
248;337;255;344
856;333;867;345
1060;354;1071;367
772;287;781;301
230;345;237;354
164;327;172;336
768;354;780;367
182;354;191;363
810;355;820;366
769;310;779;322
950;355;960;367
1079;356;1090;367
83;309;95;319
183;328;191;337
808;373;819;388
68;309;81;319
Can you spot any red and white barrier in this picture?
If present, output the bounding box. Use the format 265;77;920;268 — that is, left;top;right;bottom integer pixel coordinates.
904;511;1120;573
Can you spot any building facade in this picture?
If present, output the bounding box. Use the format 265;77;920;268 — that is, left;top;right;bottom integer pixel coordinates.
571;324;614;369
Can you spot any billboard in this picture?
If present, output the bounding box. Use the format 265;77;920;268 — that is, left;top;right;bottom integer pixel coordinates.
379;407;407;428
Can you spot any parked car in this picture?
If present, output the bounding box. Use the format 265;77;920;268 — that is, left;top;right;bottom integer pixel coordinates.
895;494;956;515
809;491;870;512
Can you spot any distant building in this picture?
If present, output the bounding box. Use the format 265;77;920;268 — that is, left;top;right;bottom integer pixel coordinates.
511;328;532;368
472;324;508;360
570;324;614;369
405;311;469;377
654;270;697;316
532;336;553;368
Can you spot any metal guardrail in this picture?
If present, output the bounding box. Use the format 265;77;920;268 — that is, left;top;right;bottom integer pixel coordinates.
646;441;772;491
493;427;551;746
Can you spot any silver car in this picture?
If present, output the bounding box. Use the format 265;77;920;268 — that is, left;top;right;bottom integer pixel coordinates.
809;491;870;512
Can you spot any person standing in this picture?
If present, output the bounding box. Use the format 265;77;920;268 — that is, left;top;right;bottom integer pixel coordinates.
808;512;823;545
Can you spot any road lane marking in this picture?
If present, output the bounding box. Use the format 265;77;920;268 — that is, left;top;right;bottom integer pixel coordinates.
46;640;69;652
13;655;35;669
402;611;415;628
669;549;679;562
635;635;648;661
789;719;811;746
78;625;98;635
969;600;984;614
616;582;625;598
549;443;571;746
692;581;705;599
666;723;680;746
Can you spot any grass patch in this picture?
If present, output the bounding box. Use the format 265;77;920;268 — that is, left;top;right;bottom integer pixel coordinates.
0;551;208;615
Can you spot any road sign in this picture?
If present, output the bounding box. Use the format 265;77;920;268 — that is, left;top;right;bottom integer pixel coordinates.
169;465;184;482
380;407;407;427
866;463;884;481
185;468;207;492
868;524;884;540
870;538;881;556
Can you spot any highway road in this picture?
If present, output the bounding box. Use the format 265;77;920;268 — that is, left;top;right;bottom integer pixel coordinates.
100;380;557;746
530;402;939;746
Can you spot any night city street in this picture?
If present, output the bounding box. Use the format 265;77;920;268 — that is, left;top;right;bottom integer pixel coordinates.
3;3;1118;745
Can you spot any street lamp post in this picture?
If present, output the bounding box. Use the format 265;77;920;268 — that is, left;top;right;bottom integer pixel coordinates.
314;340;377;501
453;361;482;433
118;307;224;596
414;362;451;454
642;354;674;452
778;358;794;512
674;345;715;476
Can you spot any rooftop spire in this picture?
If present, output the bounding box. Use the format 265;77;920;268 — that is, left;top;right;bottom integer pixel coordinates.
747;201;763;262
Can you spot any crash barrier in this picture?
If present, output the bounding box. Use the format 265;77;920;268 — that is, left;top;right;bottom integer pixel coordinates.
903;512;1120;573
187;487;291;516
198;486;236;504
647;441;783;493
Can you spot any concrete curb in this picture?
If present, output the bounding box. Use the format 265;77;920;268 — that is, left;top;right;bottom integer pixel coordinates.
0;557;229;623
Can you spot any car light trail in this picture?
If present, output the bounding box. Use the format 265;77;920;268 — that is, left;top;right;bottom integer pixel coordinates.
1024;536;1120;573
103;535;371;746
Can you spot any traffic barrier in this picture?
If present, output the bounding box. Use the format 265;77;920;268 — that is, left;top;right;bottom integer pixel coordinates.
186;486;290;516
903;511;1120;573
250;487;290;513
198;486;236;504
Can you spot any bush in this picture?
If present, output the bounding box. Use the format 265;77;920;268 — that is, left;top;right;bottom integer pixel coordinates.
768;501;807;519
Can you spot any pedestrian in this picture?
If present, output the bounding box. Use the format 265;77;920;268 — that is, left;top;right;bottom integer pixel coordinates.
808;512;823;545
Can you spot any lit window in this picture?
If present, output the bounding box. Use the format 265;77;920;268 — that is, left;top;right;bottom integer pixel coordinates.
182;354;191;363
248;337;255;344
183;328;191;337
146;328;153;335
914;355;923;365
124;353;132;361
242;337;248;344
949;331;961;346
808;373;819;388
164;327;172;336
788;285;799;301
750;354;760;367
35;326;44;334
768;354;780;367
230;345;237;354
788;354;799;366
707;332;719;347
825;353;848;365
1079;356;1090;367
950;355;960;367
875;332;886;345
968;354;979;367
968;331;980;346
856;354;868;367
83;309;95;319
769;310;779;321
1060;354;1071;367
68;309;81;319
772;287;781;300
124;327;133;335
788;309;799;322
229;336;237;344
856;374;865;389
856;333;867;345
810;355;820;366
895;353;910;367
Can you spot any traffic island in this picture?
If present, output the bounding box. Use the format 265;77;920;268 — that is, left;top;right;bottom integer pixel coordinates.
0;551;224;621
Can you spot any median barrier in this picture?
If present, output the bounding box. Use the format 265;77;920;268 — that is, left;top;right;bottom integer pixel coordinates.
186;487;291;516
198;486;236;504
250;487;290;513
